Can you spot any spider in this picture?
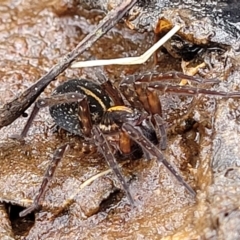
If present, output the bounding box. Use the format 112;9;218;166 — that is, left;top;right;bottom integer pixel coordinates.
15;71;240;217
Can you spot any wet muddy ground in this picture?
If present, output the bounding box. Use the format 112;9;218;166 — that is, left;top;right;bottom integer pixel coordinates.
0;0;240;239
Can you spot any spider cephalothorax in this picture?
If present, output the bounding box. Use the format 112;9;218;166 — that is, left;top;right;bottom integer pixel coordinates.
17;71;240;217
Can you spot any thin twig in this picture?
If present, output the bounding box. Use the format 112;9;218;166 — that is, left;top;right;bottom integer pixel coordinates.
71;25;181;68
0;0;138;129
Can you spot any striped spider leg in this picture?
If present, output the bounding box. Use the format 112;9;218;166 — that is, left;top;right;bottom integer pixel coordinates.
119;71;221;150
122;122;196;196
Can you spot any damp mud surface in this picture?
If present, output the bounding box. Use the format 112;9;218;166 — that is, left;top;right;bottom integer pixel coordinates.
0;1;240;239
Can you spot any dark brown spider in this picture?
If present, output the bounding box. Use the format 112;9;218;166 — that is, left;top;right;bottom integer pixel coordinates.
15;71;240;217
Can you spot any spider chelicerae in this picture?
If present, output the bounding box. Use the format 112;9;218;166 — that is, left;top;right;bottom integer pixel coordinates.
15;71;240;217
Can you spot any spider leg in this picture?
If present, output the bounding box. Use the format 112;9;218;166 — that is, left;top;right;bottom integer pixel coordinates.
121;71;219;109
19;144;69;217
122;122;196;197
119;131;132;154
153;114;167;150
14;92;89;139
119;74;146;109
92;125;135;206
119;72;220;107
146;82;240;98
136;72;219;84
96;72;124;105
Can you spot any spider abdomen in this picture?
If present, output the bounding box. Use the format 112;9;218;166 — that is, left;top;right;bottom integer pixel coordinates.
49;79;114;136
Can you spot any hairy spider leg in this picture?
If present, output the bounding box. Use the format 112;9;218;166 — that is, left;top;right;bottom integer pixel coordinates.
122;123;196;197
19;144;69;217
96;72;124;106
135;72;220;84
146;82;240;98
153;114;167;150
16;92;89;139
119;71;221;108
92;125;135;205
